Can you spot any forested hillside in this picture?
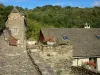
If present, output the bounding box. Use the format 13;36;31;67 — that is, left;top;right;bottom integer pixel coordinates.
0;4;25;32
0;4;100;39
0;4;12;31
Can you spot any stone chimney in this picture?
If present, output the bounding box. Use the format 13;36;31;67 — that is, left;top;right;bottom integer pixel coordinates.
84;23;90;28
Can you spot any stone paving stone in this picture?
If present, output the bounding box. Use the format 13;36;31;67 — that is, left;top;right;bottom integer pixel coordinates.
30;52;56;75
0;36;40;75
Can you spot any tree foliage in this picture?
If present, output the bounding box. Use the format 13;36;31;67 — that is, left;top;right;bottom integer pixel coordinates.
29;6;100;28
0;4;100;39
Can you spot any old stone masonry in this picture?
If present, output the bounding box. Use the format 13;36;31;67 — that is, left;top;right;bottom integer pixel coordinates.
0;35;41;75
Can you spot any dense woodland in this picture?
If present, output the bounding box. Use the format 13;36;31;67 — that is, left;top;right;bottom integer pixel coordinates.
0;4;100;39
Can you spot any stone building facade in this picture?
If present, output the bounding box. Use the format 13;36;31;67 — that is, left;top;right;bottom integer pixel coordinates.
39;45;73;75
39;28;100;72
5;7;26;47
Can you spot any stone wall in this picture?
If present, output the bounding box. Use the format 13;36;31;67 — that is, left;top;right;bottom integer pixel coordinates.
71;66;100;75
29;44;73;75
6;12;26;47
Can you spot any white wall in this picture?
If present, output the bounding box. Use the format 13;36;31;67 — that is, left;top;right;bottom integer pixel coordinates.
72;58;89;66
72;59;78;66
27;41;37;45
97;58;100;71
73;58;100;71
47;42;56;46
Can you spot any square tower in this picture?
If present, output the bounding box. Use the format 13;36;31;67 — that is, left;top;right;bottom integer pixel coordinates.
5;7;26;47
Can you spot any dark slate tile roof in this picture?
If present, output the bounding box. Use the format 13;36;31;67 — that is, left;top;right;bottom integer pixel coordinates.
41;28;100;57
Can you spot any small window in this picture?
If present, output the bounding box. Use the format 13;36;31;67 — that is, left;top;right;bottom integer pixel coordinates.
13;28;18;35
96;35;100;39
14;28;18;33
63;35;68;40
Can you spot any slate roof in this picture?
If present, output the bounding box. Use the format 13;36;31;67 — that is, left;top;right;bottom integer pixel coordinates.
28;37;35;41
41;28;100;57
11;7;25;16
11;7;19;13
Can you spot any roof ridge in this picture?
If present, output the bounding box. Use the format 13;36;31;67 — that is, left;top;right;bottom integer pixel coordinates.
11;7;19;13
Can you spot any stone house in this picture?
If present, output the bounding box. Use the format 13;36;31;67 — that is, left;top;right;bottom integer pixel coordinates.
5;7;26;47
38;26;100;71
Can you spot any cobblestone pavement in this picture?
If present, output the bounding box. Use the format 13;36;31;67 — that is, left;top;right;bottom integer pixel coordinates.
0;35;40;75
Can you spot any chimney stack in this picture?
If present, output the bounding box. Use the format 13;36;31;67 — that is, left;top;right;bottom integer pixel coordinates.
84;23;90;28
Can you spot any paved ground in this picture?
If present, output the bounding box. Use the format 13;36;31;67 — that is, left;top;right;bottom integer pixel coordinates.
0;35;40;75
28;49;56;75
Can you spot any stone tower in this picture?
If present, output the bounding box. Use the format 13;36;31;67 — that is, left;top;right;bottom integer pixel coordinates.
5;7;26;47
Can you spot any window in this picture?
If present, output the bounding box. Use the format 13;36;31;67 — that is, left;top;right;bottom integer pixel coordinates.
62;35;68;40
96;35;100;39
14;28;17;33
14;28;18;35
